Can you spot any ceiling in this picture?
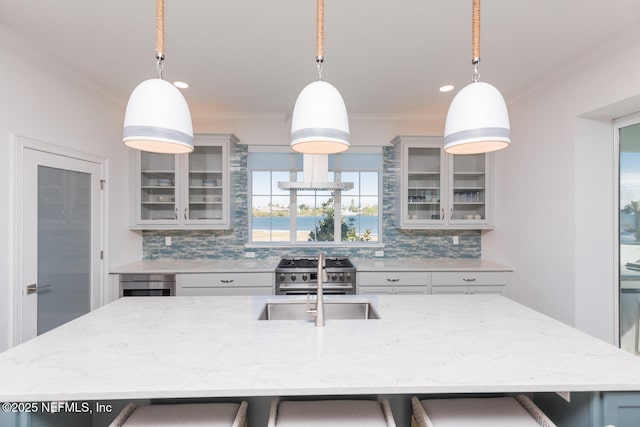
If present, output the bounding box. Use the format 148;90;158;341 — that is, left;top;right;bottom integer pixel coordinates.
2;0;640;122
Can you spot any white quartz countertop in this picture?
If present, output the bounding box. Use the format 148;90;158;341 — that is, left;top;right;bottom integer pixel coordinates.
351;258;512;272
110;259;280;274
110;258;512;274
1;295;640;402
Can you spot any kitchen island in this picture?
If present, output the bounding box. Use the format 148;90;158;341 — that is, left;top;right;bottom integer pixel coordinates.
1;294;640;425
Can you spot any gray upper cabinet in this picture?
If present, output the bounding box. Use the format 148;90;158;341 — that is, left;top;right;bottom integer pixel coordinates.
130;134;237;230
392;135;494;229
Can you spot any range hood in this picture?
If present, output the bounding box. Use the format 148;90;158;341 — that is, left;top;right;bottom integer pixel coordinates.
277;154;353;191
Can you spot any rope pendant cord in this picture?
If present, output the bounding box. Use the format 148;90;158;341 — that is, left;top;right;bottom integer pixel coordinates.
156;0;165;58
316;0;324;62
155;0;165;78
471;0;480;81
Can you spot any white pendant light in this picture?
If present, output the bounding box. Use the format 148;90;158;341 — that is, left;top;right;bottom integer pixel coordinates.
123;0;193;154
444;0;510;155
291;0;349;154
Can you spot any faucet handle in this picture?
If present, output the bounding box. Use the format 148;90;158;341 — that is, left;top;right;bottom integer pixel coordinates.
306;294;317;316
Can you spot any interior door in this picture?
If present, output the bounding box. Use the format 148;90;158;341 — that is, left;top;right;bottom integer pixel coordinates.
21;147;103;342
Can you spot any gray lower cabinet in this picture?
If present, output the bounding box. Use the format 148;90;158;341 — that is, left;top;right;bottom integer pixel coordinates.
535;391;640;427
177;272;274;296
358;271;430;295
431;272;508;296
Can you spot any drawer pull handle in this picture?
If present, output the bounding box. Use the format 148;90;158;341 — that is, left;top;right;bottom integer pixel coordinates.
463;278;476;282
386;278;400;282
220;279;234;284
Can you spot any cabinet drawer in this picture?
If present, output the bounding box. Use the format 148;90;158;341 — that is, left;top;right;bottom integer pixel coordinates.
358;271;430;287
179;272;274;288
181;286;273;296
431;271;507;286
432;285;506;296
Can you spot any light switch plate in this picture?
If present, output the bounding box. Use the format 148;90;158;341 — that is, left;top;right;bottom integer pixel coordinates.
245;252;256;258
374;250;384;257
452;236;459;245
165;236;172;246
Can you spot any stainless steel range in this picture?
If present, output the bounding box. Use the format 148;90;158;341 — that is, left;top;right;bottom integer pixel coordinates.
275;257;356;295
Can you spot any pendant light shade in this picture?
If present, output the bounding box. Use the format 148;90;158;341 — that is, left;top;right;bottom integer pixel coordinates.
290;0;349;155
443;81;510;155
444;0;510;155
123;0;193;154
291;80;350;154
123;78;194;154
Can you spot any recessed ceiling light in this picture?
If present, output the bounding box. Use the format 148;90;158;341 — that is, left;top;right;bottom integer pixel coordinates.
173;81;189;89
440;85;455;92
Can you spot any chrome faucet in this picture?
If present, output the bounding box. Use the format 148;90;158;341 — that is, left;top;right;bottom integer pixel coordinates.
306;252;326;327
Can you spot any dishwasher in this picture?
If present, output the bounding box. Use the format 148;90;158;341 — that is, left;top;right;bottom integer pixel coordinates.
119;274;176;297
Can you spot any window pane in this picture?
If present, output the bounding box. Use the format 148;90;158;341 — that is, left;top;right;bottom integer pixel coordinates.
341;171;359;195
252;171;271;195
360;172;379;195
272;171;290;196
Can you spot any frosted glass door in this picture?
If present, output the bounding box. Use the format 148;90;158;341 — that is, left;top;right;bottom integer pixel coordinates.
37;166;92;335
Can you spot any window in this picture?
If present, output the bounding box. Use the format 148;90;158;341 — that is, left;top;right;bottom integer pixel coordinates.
249;150;382;244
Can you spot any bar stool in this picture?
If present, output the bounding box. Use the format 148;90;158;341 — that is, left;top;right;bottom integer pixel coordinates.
268;398;396;427
410;395;556;427
108;401;248;427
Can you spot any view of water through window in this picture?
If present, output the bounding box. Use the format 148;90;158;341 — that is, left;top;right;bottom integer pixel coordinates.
250;158;380;243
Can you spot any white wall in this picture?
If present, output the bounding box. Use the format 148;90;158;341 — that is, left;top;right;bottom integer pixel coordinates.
0;27;141;351
483;36;640;343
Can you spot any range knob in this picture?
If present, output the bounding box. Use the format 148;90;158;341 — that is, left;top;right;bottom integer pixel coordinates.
339;274;344;281
302;274;308;281
331;274;338;281
279;274;286;282
346;273;352;281
291;275;296;281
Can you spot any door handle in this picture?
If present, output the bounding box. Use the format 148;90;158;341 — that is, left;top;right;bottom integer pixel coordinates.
25;283;52;295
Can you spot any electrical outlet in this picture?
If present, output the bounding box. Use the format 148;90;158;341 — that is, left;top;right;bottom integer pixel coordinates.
452;236;459;245
245;252;256;258
165;236;172;246
374;250;384;257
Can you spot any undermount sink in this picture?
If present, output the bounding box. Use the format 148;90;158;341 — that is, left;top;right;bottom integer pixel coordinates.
257;300;380;321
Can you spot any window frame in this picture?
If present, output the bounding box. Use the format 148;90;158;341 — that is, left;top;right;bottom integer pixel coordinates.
246;147;384;248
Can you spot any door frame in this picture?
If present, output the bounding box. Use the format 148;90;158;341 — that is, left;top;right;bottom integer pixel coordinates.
614;112;640;349
13;134;109;345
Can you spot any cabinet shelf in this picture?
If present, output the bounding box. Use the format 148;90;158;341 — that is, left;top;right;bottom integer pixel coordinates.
393;135;493;229
132;134;237;229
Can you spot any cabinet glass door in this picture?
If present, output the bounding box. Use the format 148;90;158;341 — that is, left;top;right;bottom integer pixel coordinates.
187;145;224;221
407;147;442;222
140;152;177;221
451;153;486;221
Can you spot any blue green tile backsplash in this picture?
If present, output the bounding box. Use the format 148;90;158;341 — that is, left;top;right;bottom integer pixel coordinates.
142;145;481;260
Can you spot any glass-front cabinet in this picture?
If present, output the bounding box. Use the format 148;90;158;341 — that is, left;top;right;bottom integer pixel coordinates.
393;135;494;229
448;152;491;225
131;134;237;229
405;146;445;225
